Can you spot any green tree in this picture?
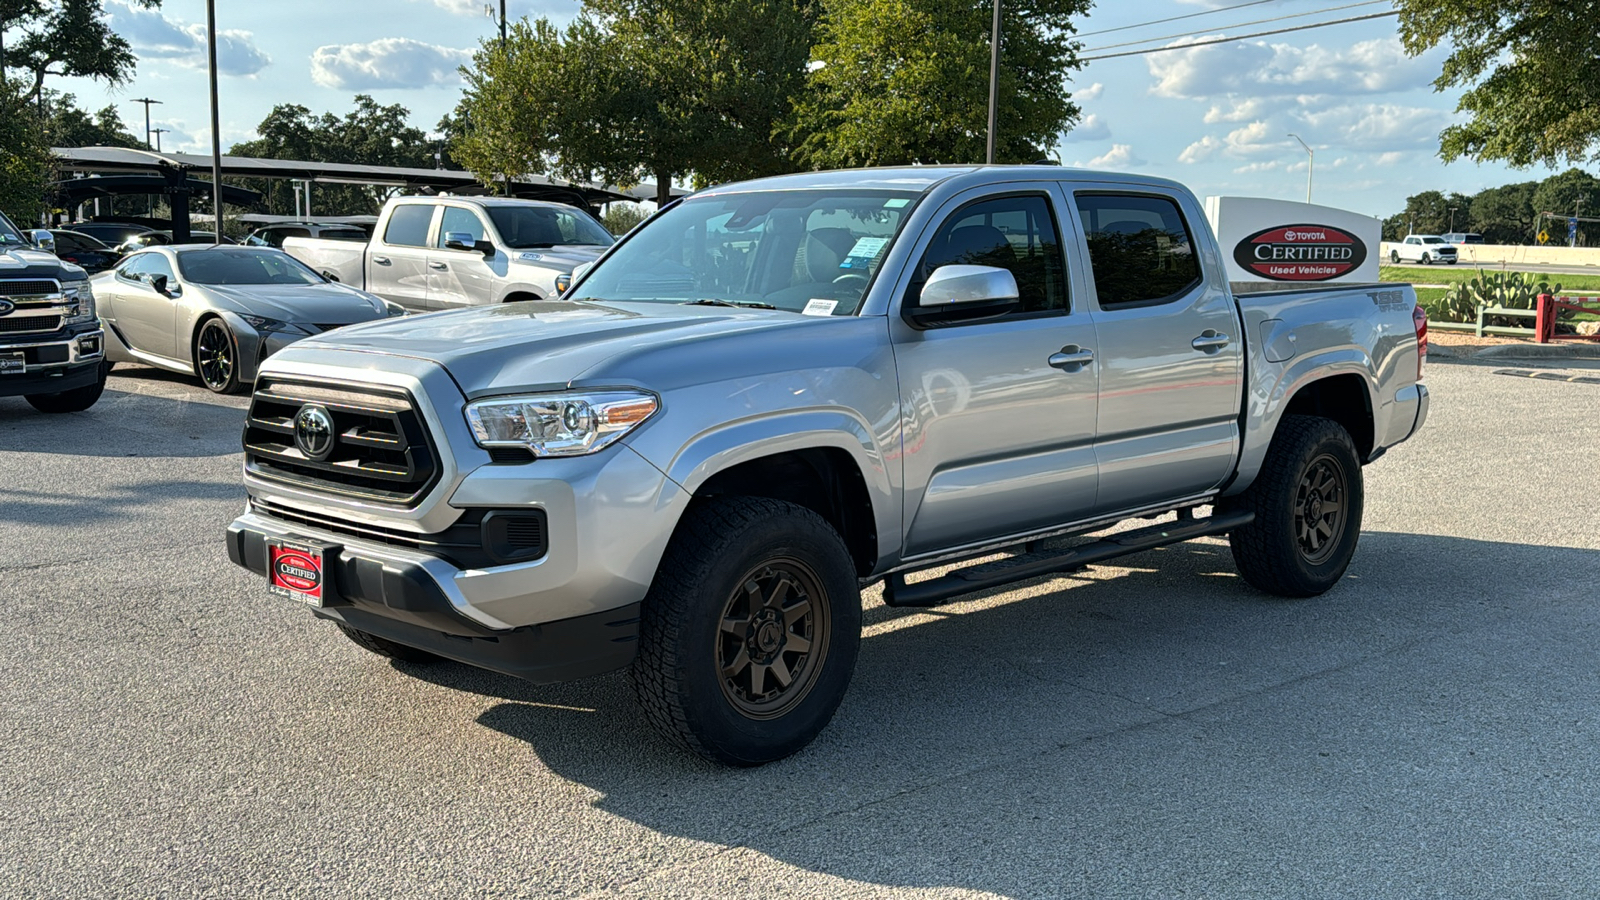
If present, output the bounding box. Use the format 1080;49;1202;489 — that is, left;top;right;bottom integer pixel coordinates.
1398;1;1600;167
601;202;648;235
1531;168;1600;245
2;0;161;96
790;0;1089;168
451;0;812;207
1468;181;1537;244
0;81;53;223
42;90;142;147
229;95;435;215
1381;190;1473;240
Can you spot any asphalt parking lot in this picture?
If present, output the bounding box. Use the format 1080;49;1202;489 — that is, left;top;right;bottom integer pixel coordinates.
3;358;1599;899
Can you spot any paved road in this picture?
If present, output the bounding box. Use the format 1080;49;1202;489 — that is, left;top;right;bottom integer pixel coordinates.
3;360;1598;899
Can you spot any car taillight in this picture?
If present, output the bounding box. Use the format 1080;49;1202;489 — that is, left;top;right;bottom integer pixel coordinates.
1412;303;1427;381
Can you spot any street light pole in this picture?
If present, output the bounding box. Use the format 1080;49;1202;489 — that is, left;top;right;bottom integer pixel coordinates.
205;0;223;244
151;127;168;152
1287;133;1313;204
1448;206;1457;234
132;97;162;150
986;0;1001;164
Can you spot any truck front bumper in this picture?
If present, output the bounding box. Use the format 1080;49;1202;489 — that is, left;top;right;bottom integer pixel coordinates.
226;508;643;683
0;327;104;397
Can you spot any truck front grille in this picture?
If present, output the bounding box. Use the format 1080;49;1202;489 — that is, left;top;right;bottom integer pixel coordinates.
0;280;61;298
242;379;440;506
0;315;62;334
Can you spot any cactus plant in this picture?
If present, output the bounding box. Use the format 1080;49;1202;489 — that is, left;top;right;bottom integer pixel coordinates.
1430;270;1561;323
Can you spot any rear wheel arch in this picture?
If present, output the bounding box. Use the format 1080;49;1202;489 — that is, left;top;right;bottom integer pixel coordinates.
692;448;878;577
1281;373;1375;461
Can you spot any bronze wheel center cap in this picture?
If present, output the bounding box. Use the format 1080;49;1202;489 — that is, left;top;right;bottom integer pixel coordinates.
1308;492;1324;520
755;621;783;654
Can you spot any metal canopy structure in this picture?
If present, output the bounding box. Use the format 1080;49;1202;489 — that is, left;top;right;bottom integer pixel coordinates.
53;147;680;240
53;173;262;209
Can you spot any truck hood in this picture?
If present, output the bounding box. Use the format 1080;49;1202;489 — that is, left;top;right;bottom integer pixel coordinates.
293;299;804;393
200;282;388;326
0;246;85;279
507;244;608;271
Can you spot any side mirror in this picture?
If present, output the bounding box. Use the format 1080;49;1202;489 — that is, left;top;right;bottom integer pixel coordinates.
30;229;55;253
445;232;496;257
150;273;176;296
904;265;1020;329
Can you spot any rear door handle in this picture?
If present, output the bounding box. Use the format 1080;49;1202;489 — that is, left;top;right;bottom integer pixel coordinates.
428;262;448;271
372;256;392;266
1192;331;1231;352
1048;346;1095;371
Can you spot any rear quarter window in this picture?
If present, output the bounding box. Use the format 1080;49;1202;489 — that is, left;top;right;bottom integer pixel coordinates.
1073;193;1202;307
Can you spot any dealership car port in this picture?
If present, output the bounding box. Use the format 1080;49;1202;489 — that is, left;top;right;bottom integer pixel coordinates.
3;357;1599;897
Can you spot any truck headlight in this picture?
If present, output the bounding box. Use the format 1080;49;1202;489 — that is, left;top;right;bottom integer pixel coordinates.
63;281;96;324
465;391;658;457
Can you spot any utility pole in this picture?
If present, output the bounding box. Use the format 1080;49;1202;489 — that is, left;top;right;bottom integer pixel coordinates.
131;97;162;150
485;2;506;43
985;0;1001;164
151;127;168;152
205;0;223;243
1287;133;1313;204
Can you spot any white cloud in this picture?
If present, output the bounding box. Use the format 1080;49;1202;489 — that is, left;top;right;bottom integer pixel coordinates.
310;39;472;90
1062;114;1110;143
106;1;270;77
1297;103;1453;152
1148;36;1432;101
1088;144;1145;168
1075;82;1104;102
1178;134;1222;164
1203;98;1264;124
1233;161;1283;174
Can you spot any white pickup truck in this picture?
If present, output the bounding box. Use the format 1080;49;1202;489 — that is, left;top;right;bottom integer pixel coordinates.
283;196;614;312
1389;234;1458;266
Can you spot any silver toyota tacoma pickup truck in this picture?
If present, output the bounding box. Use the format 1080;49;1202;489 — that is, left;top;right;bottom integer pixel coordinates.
227;166;1430;765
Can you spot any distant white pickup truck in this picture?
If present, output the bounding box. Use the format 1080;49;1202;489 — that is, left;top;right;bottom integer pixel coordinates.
283;196;614;312
1390;234;1458;266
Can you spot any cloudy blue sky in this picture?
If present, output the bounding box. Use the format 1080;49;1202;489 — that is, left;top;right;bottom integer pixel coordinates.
52;0;1571;218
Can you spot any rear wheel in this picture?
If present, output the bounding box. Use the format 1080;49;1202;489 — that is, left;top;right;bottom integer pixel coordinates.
335;623;444;664
1389;250;1400;264
630;496;861;766
24;360;108;413
194;317;241;394
1226;415;1364;598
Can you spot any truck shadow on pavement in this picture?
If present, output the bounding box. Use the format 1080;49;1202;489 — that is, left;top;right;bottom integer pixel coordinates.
397;530;1600;896
0;384;247;458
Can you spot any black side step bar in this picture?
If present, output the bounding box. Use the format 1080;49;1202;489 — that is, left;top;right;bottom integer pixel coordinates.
880;509;1255;608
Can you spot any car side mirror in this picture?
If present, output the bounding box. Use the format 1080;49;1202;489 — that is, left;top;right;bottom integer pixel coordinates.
150;273;177;296
30;229;55;253
904;265;1021;329
445;232;496;257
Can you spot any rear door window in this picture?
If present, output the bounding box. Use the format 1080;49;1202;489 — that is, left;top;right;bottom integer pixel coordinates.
383;205;435;247
1073;193;1202;308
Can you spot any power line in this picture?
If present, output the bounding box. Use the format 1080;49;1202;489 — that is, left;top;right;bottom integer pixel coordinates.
1078;10;1401;62
1084;1;1392;54
1075;0;1279;39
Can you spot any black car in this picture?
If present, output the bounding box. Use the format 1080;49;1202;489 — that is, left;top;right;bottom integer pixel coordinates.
65;222;157;247
48;229;121;273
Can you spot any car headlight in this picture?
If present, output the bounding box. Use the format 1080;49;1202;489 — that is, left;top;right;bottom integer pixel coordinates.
63;281;96;324
239;314;304;334
465;390;659;457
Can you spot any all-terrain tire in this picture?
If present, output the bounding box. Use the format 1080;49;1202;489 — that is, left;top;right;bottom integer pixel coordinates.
629;496;862;766
1226;415;1364;598
335;623;445;664
25;360;108;413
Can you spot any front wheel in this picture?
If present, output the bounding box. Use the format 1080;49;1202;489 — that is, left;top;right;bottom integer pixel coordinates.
630;496;861;766
25;360;108;413
1225;415;1364;598
1420;253;1432;265
194;317;242;394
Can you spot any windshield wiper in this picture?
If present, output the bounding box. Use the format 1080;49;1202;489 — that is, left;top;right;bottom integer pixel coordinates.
681;298;776;310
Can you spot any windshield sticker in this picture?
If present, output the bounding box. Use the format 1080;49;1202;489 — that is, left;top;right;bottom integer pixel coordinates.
883;198;910;208
802;299;838;317
839;236;889;270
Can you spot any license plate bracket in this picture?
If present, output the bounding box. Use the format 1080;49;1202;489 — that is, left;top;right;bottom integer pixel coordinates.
267;538;340;607
0;351;24;375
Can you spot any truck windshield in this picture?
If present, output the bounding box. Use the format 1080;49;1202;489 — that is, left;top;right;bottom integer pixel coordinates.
487;206;614;249
177;249;323;285
0;214;25;246
567;189;920;316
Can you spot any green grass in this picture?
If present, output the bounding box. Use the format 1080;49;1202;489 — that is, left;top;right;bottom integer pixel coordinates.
1381;265;1600;292
1414;286;1450;307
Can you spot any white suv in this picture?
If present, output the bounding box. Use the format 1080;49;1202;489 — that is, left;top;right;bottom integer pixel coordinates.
1391;234;1458;265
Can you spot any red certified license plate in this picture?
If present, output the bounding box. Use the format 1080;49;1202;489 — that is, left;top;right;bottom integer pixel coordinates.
267;539;332;606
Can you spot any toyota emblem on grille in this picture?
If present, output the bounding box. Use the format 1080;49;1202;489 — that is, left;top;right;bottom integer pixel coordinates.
293;405;335;461
0;299;14;316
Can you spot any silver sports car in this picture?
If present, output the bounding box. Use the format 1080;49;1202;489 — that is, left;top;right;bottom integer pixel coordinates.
94;245;406;393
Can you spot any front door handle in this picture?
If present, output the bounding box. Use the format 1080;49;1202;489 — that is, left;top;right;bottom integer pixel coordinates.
1192;331;1231;352
372;256;392;266
428;261;448;271
1048;346;1095;371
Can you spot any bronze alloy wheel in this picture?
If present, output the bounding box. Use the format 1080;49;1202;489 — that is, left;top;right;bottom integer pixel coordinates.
196;320;236;392
1294;453;1348;565
716;558;830;720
